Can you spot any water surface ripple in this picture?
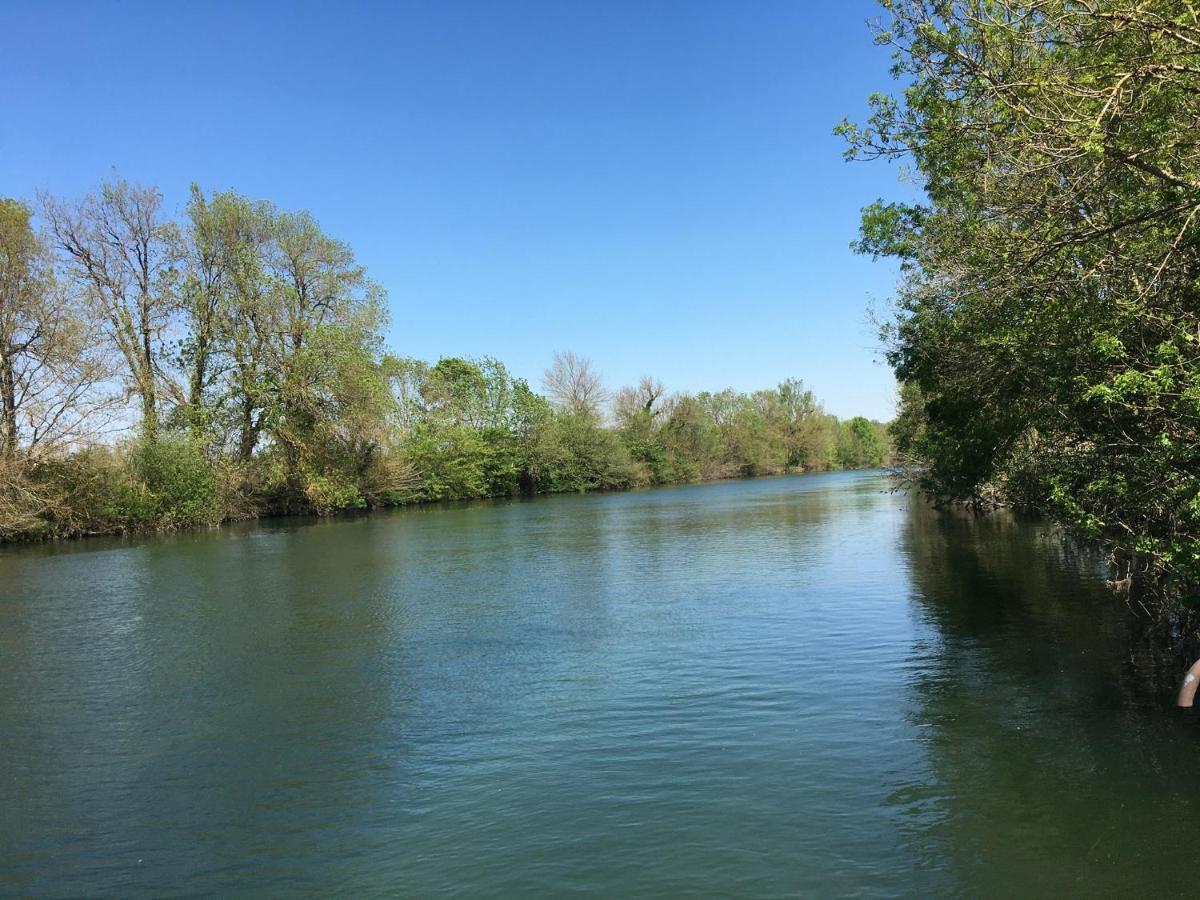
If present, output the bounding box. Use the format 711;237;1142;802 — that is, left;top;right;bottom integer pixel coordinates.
1;471;1197;896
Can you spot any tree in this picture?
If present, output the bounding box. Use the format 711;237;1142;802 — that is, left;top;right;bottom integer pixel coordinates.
836;416;886;470
510;379;557;492
842;1;1200;583
177;185;227;432
421;357;489;427
0;199;51;459
613;376;671;482
698;389;774;476
392;356;526;500
762;378;825;469
42;180;179;439
614;375;666;424
177;186;274;453
258;208;391;509
0;199;113;460
282;324;400;511
660;393;719;480
543;351;609;417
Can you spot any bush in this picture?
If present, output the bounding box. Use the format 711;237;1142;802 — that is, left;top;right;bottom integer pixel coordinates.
540;411;639;492
0;458;58;540
298;468;365;515
37;447;156;535
132;436;223;528
406;424;518;501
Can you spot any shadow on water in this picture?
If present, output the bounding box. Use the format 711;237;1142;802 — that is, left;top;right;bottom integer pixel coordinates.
893;500;1200;896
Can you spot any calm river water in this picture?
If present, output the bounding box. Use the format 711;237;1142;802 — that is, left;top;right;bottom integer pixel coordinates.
2;470;1199;896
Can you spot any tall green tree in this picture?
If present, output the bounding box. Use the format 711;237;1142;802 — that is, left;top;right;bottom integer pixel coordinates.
177;186;274;452
264;210;391;509
842;1;1200;583
836;416;886;470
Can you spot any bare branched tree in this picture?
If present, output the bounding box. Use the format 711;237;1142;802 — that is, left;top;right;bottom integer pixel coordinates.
542;350;609;416
42;179;179;439
613;375;665;425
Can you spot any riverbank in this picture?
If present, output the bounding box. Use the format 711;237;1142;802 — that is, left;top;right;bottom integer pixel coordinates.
0;446;888;546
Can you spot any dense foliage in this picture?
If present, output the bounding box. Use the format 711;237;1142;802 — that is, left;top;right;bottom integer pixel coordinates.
842;1;1200;588
0;180;890;541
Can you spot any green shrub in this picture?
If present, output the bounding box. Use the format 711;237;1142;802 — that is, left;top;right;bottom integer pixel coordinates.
38;447;156;535
406;424;515;501
299;468;365;515
133;436;223;528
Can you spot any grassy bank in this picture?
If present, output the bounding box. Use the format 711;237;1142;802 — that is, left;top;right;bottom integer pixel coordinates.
0;422;889;544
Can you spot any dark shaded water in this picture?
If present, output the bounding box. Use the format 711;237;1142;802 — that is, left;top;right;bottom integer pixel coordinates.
1;471;1198;897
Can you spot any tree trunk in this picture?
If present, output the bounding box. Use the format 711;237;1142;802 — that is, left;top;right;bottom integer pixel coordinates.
237;398;259;462
140;292;157;440
141;376;158;441
188;333;209;422
0;350;16;459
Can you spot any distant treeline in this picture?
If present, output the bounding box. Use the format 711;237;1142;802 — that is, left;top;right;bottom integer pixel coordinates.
0;181;889;541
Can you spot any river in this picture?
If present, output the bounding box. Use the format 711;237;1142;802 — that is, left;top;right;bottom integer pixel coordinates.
2;470;1198;896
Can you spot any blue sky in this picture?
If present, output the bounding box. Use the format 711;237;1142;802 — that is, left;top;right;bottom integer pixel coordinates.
2;0;911;420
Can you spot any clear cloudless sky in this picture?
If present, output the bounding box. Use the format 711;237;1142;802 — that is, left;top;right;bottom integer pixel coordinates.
2;0;914;420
